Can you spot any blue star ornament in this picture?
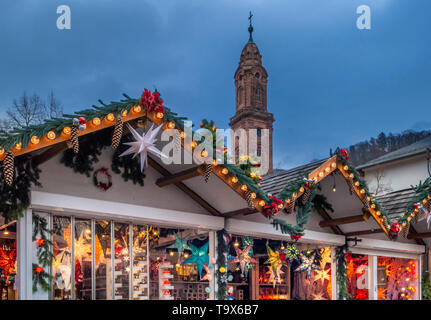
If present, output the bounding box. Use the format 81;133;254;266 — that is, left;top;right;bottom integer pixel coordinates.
294;252;320;279
167;233;191;258
181;241;209;277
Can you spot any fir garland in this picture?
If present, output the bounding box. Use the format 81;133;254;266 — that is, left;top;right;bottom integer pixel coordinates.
216;230;228;300
0;155;41;222
32;214;54;292
335;245;351;300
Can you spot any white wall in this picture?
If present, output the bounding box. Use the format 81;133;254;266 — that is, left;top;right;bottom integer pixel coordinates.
362;154;429;195
33;147;209;216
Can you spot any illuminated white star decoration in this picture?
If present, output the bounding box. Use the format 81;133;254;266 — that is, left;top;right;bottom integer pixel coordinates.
120;123;167;171
314;268;330;284
319;247;332;268
267;264;283;288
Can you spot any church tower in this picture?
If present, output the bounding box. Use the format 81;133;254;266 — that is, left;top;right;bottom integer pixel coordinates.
229;12;274;174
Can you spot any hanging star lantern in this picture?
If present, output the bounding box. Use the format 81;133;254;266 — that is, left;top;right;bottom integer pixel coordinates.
167;233;191;260
314;268;331;284
319;247;332;268
182;241;209;277
267;264;284;288
294;252;320;279
120;123;167;172
231;243;256;277
282;243;300;264
265;244;282;272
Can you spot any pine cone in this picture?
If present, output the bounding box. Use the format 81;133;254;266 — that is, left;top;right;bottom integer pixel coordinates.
3;151;14;185
301;188;311;205
112;116;123;149
203;163;212;183
70;125;79;154
174;130;181;153
245;191;255;209
400;222;410;239
362;196;370;209
382;215;390;230
286;198;295;214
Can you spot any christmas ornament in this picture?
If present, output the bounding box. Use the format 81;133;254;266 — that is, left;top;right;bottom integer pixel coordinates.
282;243;300;264
111;116;123;149
314;268;330;284
230;243;256;277
295;252;320;279
119;123;167;172
167;233;191;260
181;241;209;277
70;125;79;154
93;167;112;191
3;151;14;185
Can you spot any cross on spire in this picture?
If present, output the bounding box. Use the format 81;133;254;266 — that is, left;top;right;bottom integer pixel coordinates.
248;11;254;43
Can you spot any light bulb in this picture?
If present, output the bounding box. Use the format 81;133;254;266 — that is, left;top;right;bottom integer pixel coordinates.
31;136;40;145
47;131;56;140
92;117;101;126
63;127;71;135
106;113;115;121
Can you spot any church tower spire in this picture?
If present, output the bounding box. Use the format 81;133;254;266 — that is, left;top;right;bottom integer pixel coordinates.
229;13;274;174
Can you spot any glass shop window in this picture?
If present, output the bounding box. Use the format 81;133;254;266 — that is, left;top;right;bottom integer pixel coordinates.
149;228;210;300
132;225;149;300
346;253;369;300
95;220;112;300
52;216;72;300
74;218;92;300
291;246;332;300
377;256;419;300
0;219;17;300
113;223;129;300
227;237;255;300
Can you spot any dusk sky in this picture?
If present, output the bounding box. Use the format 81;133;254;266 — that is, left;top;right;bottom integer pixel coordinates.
0;0;430;168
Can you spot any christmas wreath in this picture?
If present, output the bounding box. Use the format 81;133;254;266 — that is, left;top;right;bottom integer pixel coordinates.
93;167;112;191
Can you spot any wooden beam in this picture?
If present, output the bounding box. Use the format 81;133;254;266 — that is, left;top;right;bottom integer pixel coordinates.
147;156;221;217
315;207;344;235
223;208;256;217
345;229;384;237
156;165;204;187
319;214;365;228
33;142;69;166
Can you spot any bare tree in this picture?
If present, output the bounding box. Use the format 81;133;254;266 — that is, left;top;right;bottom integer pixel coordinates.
4;90;63;129
47;90;63;119
373;170;392;195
